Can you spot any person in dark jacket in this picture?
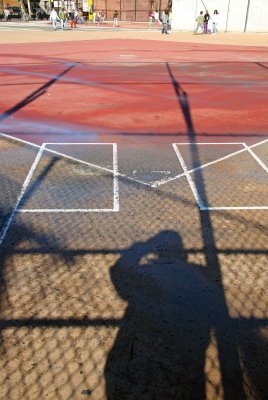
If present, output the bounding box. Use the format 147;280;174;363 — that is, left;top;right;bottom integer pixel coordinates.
203;10;210;34
113;10;118;27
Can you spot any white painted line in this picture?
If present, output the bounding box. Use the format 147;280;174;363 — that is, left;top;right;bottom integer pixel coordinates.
113;143;120;212
0;144;45;246
45;147;116;174
243;143;268;174
45;142;114;145
155;140;268;187
0;142;120;214
19;209;116;213
0;132;152;188
1;133;267;216
172;141;268;211
43;143;151;188
250;138;268;149
1;132;268;191
0;131;40;148
172;143;205;209
46;142;119;212
19;142;118;213
152;146;247;187
174;142;245;145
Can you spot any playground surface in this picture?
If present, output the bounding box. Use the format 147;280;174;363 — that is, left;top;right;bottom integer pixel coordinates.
0;25;268;400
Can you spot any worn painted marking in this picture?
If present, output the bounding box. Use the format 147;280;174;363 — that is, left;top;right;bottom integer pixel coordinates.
172;143;205;210
0;144;45;246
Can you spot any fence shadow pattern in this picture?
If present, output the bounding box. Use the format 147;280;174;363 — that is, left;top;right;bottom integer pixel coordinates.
0;61;268;400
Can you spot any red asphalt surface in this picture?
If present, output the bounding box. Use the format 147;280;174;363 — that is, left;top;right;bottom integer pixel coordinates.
0;39;268;146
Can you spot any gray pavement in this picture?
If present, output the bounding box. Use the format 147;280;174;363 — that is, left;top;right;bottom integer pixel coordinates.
0;20;162;32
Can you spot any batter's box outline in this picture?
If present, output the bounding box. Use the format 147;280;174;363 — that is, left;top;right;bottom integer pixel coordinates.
18;142;119;213
172;142;268;211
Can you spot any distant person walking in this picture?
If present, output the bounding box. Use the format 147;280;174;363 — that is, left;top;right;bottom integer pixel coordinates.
92;10;96;24
154;10;161;25
70;9;77;29
96;11;100;25
77;9;83;24
59;7;68;30
194;11;204;34
4;8;11;21
49;8;59;30
203;10;210;34
148;9;153;28
161;10;169;35
113;10;118;27
212;10;219;34
100;10;105;23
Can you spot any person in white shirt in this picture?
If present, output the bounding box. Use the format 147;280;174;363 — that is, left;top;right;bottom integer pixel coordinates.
212;10;219;34
100;10;105;23
4;8;10;21
49;8;58;30
154;10;161;25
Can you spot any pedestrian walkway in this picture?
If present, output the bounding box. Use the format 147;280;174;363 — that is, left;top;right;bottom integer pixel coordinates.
0;19;163;32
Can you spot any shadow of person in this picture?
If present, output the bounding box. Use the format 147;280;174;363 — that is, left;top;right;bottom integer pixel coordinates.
105;230;228;400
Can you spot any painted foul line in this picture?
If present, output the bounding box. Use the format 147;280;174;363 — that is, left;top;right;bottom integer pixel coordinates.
0;133;151;188
243;142;268;174
153;139;268;187
171;141;268;211
1;133;268;190
0;144;45;246
172;143;205;210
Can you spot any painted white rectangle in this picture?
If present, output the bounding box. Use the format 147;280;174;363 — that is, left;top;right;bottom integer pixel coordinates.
19;143;119;213
173;142;268;211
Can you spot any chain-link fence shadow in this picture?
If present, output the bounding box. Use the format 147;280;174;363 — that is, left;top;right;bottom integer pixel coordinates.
0;134;268;399
0;55;268;399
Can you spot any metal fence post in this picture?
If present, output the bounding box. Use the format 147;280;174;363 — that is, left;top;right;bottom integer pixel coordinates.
244;0;251;32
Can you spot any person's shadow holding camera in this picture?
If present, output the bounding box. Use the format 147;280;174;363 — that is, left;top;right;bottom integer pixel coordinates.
105;230;229;400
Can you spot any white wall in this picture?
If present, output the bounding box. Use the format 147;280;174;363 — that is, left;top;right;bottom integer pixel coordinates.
246;0;268;32
172;0;268;33
172;0;197;31
225;0;248;32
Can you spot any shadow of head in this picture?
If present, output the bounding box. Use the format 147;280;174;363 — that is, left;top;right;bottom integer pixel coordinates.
110;230;191;303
